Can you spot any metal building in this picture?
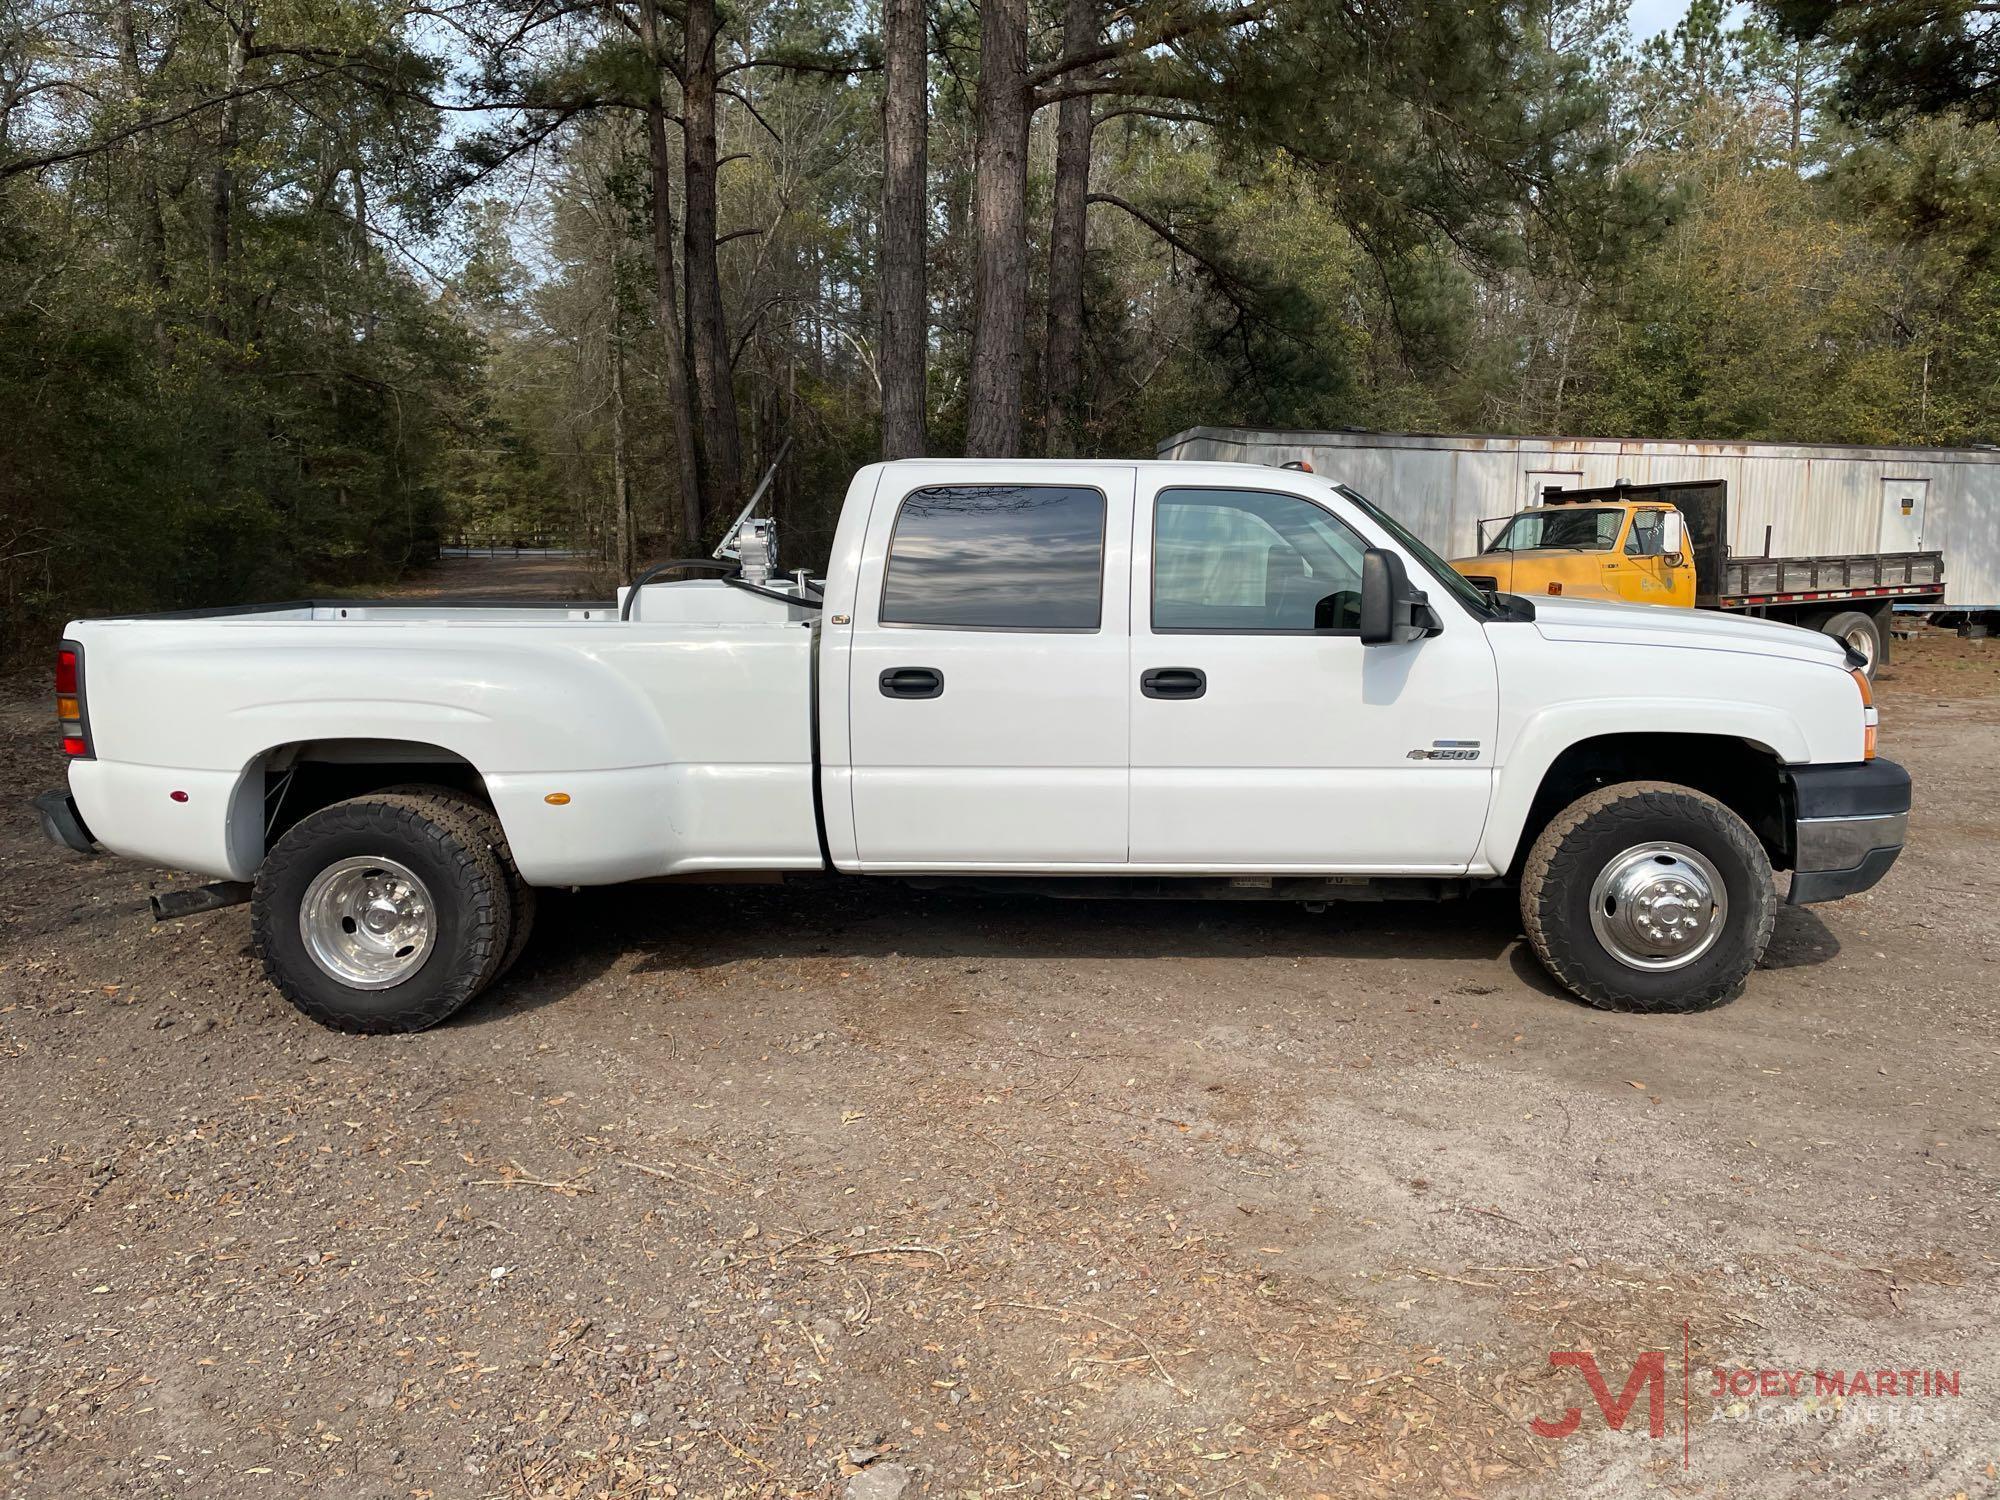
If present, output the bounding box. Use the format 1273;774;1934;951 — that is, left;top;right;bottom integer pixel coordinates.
1157;426;2000;609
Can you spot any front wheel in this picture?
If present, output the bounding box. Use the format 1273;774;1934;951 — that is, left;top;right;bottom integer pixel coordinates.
252;792;515;1033
1519;781;1775;1014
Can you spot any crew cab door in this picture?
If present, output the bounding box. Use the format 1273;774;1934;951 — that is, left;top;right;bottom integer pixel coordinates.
1128;477;1499;871
843;463;1135;867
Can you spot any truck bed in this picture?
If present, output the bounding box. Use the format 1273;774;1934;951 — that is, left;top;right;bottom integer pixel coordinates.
1722;550;1944;610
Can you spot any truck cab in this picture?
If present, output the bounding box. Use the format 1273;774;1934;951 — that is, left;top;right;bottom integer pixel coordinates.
1450;495;1696;608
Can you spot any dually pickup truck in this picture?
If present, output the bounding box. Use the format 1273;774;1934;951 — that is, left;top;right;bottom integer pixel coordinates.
36;459;1910;1033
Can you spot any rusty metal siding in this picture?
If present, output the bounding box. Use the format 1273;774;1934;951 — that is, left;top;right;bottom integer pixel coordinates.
1158;428;2000;607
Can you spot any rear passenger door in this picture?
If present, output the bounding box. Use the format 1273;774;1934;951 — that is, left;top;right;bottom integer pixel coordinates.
845;464;1135;868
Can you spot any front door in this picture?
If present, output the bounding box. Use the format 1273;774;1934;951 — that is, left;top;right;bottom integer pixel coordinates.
1128;478;1500;871
845;464;1135;868
1602;507;1688;604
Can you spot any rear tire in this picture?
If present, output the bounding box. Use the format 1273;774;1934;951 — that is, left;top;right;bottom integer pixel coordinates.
377;784;536;977
252;792;513;1033
1520;781;1775;1014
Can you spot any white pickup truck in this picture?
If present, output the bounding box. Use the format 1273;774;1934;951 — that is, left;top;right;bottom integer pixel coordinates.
36;459;1909;1032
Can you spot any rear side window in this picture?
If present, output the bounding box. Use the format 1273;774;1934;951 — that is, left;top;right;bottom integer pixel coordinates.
880;484;1106;629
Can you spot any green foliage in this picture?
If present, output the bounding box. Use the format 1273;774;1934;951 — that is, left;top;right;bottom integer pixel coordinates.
0;0;478;655
6;0;2000;628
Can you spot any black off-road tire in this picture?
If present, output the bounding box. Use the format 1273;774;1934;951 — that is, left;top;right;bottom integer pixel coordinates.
1520;781;1776;1014
378;784;536;978
252;792;514;1033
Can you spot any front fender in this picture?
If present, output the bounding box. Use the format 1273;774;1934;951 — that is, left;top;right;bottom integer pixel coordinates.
1480;697;1811;875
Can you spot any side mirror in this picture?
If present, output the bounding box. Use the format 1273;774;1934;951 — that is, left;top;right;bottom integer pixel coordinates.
1359;548;1436;645
1660;510;1686;556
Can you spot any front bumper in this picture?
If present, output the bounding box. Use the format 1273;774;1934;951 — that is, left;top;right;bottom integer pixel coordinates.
1786;758;1909;905
33;788;98;856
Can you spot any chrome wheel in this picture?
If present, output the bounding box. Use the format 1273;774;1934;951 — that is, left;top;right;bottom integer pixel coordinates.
1587;842;1728;972
299;856;436;989
1842;623;1876;673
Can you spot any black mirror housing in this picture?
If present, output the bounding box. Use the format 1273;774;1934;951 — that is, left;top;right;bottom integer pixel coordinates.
1359;548;1435;645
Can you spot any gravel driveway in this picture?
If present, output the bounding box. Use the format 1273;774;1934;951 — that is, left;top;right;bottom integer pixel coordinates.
2;625;1994;1499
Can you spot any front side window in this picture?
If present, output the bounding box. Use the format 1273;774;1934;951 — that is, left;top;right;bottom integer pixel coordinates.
880;484;1106;629
1153;487;1366;632
1486;507;1622;552
1625;509;1664;556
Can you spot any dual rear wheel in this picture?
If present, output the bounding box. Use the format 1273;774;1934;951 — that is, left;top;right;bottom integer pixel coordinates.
252;789;533;1033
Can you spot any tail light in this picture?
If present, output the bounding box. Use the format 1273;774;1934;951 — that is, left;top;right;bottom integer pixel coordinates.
56;643;91;758
1850;667;1876;760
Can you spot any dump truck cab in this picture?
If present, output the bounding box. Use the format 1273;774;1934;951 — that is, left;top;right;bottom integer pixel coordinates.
1451;488;1698;608
1443;477;1945;678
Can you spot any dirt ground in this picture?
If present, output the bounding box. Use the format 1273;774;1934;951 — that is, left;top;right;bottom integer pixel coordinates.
2;586;1996;1500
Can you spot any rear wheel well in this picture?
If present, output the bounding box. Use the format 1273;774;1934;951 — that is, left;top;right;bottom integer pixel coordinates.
1513;734;1791;877
241;741;492;862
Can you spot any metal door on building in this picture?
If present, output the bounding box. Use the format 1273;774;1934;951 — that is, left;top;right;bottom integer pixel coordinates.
1525;469;1584;507
1880;478;1928;550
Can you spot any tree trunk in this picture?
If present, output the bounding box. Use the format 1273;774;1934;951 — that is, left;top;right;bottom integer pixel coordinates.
610;305;636;582
351;164;369;267
111;0;170;313
208;11;251;338
1041;0;1096;456
638;0;705;546
683;0;744;513
879;0;928;459
965;0;1029;458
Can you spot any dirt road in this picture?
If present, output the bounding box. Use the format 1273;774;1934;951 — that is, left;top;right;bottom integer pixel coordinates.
2;618;1995;1499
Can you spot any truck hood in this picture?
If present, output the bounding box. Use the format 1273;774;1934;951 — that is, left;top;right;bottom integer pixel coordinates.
1524;596;1851;667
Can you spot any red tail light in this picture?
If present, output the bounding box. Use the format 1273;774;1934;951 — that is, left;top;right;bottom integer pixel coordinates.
56;642;90;758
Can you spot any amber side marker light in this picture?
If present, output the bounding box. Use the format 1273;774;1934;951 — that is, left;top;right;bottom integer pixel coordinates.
1851;668;1877;760
544;792;571;805
1547;581;1563;595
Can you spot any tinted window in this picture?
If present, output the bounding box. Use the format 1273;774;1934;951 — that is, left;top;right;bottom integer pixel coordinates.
881;485;1105;629
1154;487;1366;632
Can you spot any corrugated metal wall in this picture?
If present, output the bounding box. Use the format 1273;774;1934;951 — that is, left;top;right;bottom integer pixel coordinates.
1157;428;2000;607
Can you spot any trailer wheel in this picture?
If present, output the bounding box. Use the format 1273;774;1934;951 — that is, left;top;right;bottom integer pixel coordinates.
1819;609;1883;677
251;792;513;1033
1520;781;1775;1015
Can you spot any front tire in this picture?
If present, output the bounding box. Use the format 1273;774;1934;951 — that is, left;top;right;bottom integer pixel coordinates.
252;792;514;1033
1520;781;1775;1014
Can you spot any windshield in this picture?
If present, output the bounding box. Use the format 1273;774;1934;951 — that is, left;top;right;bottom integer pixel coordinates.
1484;507;1622;553
1335;485;1496;617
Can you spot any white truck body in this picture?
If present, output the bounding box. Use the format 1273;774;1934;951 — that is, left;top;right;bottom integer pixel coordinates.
40;459;1907;1028
58;459;1876;886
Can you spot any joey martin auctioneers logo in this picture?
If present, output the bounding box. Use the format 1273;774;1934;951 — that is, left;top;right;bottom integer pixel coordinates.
1529;1324;1966;1468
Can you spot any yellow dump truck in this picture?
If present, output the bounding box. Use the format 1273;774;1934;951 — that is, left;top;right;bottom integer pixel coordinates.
1447;479;1945;675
